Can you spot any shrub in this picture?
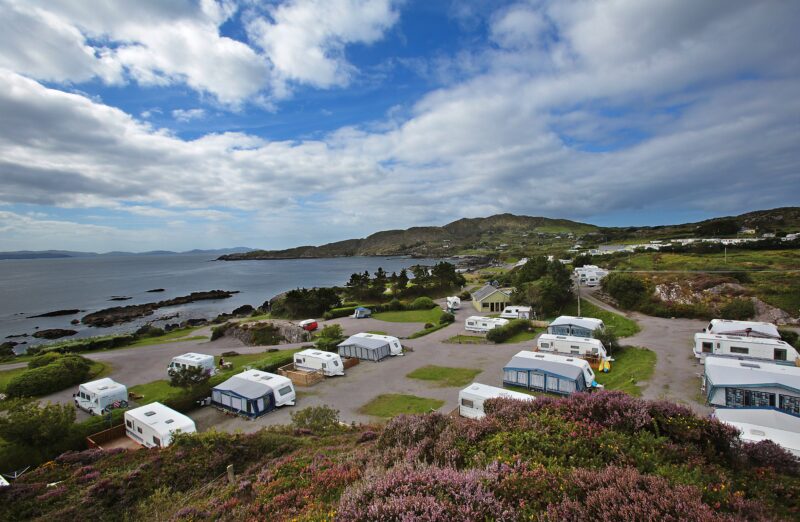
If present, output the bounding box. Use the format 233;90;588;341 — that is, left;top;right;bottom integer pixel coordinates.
386;298;403;311
410;296;435;310
210;322;232;341
135;324;165;337
169;366;211;388
0;402;76;446
719;298;755;320
602;273;648;309
779;328;800;349
290;405;342;434
6;355;92;397
323;306;356;320
439;312;455;325
315;324;344;352
486;319;530;343
592;328;620;355
423;322;434;329
28;351;64;369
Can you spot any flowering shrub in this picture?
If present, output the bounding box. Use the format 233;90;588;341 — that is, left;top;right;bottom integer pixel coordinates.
741;440;800;476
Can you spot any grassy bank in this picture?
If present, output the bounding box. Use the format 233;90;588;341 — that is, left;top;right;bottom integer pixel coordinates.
595;346;656;397
359;393;445;417
406;365;482;387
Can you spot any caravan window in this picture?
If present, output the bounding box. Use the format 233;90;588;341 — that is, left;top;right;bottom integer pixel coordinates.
461;398;474;408
730;346;749;355
333;360;339;366
540;342;550;349
126;420;132;428
152;436;161;447
780;395;800;415
137;427;143;434
278;386;293;396
701;342;713;353
774;349;787;361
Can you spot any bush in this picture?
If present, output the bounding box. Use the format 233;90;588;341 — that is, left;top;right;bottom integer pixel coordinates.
779;329;800;349
28;351;64;369
719;298;755;320
210;322;232;341
290;405;342;434
0;402;76;446
439;312;455;325
386;298;403;311
169;366;211;388
316;324;345;352
486;319;530;343
135;324;165;337
6;355;92;397
602;273;648;309
410;296;435;310
592;328;620;355
323;306;356;320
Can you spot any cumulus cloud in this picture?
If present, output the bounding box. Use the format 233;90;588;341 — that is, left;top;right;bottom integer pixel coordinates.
171;108;206;122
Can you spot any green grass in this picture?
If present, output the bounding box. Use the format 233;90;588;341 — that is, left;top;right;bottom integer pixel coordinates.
366;330;388;335
561;299;640;337
406;365;483;387
0;367;27;393
127;328;207;348
445;334;488;344
240;313;271;323
372;308;444;323
358;393;445;418
0;360;108;394
408;322;451;339
595;346;656;397
503;329;541;344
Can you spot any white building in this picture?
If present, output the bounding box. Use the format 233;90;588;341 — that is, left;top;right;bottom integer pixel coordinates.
74;378;128;416
702;358;800;416
125;402;196;448
693;333;797;364
458;382;533;419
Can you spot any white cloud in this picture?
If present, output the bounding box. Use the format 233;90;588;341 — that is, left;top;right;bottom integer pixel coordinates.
171;108;206;122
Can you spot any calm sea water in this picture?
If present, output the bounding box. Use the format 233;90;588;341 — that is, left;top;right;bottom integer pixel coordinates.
0;254;442;344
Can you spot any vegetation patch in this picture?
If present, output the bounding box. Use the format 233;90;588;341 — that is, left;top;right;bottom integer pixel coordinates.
358;393;445;417
561;299;640;337
372;308;445;323
594;346;656;397
444;334;488;344
406;365;483;387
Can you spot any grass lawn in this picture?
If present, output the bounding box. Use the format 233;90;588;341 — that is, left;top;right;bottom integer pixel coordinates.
0;367;27;393
366;330;388;335
127;328;207;348
503;329;541;344
359;393;445;418
406;365;483;387
561;299;640;337
595;346;656;397
408;322;451;339
445;334;488;344
372;308;444;323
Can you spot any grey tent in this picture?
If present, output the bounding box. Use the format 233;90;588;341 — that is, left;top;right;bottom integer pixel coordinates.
338;334;393;362
502;351;592;395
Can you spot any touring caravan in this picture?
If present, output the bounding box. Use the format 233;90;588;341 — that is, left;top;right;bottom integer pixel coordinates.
338;332;403;361
500;306;532;319
458;382;533;419
465;316;509;333
502;351;600;395
702;357;800;415
212;369;296;418
574;265;609;287
446;296;461;310
168;353;217;377
352;307;372;319
547;316;604;338
693;333;798;364
74;378;129;416
714;409;800;457
536;334;611;370
293;349;344;376
125;402;196;448
705;319;780;339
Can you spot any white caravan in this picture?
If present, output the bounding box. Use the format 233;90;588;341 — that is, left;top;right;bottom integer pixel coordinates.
465;316;509;333
168;353;217;377
293;349;345;376
536;334;609;361
714;409;800;457
74;378;128;415
705;319;780;339
500;306;532;319
446;296;461;310
125;402;196;448
232;369;296;407
458;382;533;419
693;332;798;364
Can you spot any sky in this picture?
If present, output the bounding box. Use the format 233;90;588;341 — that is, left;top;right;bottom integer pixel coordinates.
0;0;798;252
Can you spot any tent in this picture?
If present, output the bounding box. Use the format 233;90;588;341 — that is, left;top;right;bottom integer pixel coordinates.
212;370;296;418
338;333;401;361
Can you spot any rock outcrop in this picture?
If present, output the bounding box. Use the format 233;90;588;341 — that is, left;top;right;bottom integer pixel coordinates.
32;329;78;340
81;290;237;327
28;309;80;318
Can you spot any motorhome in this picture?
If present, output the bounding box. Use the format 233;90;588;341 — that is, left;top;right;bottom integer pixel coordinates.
502;351;600;395
168;353;217;377
74;378;128;416
299;319;319;332
500;306;531;319
212;369;296;418
458;382;533;419
446;296;461;310
465;316;509;333
125;402;196;448
705;319;780;339
536;334;610;364
293;349;344;376
693;333;798;364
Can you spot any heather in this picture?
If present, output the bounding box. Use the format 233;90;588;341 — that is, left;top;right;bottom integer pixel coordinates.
2;393;798;521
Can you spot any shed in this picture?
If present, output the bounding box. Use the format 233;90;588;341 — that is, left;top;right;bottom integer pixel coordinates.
547;316;604;337
338;332;402;362
353;307;372;319
471;285;511;312
125;402;196;448
714;408;800;456
212;369;296;418
703;357;800;416
503;351;597;395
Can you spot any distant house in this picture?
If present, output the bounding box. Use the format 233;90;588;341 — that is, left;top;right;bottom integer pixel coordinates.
471;285;511;312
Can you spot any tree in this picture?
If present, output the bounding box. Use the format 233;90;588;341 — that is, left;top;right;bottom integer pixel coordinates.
0;401;75;446
602;273;647;309
572;253;592;268
372;267;388;291
169;366;210;388
515;256;549;286
411;265;430;286
315;324;345;352
396;269;409;290
593;328;620;356
290;405;342;434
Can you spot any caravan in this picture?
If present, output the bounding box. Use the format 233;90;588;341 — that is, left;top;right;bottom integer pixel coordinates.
536;334;611;370
465;316;509;333
212;369;296;418
168;353;217;377
338;332;403;361
693;333;798;364
500;306;531;319
293;349;344;376
74;378;128;415
446;296;461;310
503;351;600;395
458;383;533;419
125;402;196;448
705;319;780;339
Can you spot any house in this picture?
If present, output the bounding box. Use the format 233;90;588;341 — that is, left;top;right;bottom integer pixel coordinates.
167;353;216;377
714;409;800;456
212;369;296;418
693;333;797;364
293;349;344;376
502;351;598;395
702;357;800;416
471;284;511;312
458;382;533;419
124;402;196;448
338;332;402;361
352;306;371;319
74;378;128;416
704;319;780;339
547;316;604;338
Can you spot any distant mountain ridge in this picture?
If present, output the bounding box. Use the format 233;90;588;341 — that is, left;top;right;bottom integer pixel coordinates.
0;247;254;261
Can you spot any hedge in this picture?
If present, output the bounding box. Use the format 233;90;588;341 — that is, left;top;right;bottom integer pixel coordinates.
6;355;92;397
486;319;531;343
323;306;357;320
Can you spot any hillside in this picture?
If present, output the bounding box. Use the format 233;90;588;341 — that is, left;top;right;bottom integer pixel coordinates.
219;207;800;260
2;393;797;521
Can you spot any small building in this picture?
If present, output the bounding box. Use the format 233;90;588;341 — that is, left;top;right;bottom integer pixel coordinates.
168;353;217;377
465;316;509;333
705;319;780;339
459;382;533;419
503;351;598;395
547;316;604;338
471;285;511;312
74;378;129;416
124;402;196;448
714;408;800;456
352;307;372;319
693;333;798;364
703;358;800;416
293;349;344;376
212;369;296;418
338;332;402;361
499;306;531;319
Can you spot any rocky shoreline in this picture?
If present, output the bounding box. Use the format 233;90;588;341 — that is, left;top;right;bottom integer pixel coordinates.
81;290;238;327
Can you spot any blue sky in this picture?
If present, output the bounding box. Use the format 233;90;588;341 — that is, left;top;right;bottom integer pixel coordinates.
0;0;798;252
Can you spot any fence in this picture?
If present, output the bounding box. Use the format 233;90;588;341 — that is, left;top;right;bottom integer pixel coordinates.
86;423;126;449
277;363;324;386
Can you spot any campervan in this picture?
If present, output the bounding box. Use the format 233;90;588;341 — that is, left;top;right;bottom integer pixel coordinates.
465;316;509;333
500;306;531;319
74;378;128;416
536;334;609;361
705;319;780;339
293;349;344;376
125;402;196;448
693;333;798;364
458;383;533;419
299;319;319;332
446;296;461;310
167;353;217;377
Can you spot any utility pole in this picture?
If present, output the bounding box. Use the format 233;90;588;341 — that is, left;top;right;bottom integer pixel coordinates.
575;275;581;316
724;246;727;263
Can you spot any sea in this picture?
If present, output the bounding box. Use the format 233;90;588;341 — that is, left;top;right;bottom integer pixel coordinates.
0;254;443;346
